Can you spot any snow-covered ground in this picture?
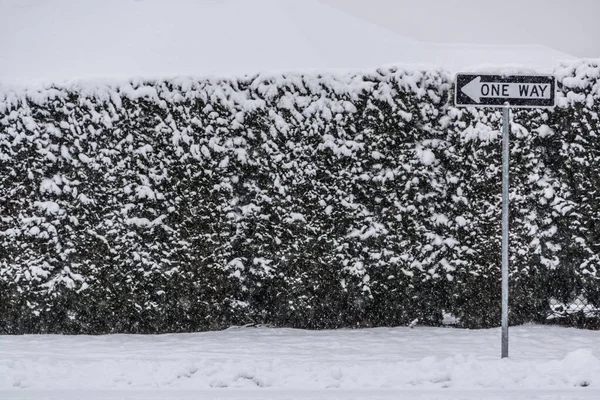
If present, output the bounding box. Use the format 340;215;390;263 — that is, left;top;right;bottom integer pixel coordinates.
1;324;599;399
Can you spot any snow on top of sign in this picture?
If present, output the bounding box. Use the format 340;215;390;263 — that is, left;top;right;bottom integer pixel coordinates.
0;0;576;85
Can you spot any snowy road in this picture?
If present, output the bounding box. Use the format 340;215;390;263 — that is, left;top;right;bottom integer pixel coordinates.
2;388;600;400
1;324;599;399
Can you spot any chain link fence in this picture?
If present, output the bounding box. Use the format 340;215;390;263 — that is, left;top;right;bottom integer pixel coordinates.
547;291;600;329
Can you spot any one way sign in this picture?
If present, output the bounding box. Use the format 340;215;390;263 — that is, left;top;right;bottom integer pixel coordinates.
455;73;556;108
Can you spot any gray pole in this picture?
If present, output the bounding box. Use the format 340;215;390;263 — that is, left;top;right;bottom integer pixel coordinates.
501;105;510;359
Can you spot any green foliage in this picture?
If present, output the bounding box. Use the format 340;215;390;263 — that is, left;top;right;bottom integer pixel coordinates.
1;61;599;333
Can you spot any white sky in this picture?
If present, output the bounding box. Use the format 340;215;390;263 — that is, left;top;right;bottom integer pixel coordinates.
0;0;592;84
322;0;600;58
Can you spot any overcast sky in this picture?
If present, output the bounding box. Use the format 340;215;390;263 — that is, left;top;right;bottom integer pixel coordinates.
322;0;600;58
0;0;595;84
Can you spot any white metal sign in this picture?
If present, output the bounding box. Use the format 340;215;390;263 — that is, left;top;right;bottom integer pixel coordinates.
454;72;557;359
455;73;556;108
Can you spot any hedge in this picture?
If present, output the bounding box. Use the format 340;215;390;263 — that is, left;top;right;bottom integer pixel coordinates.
1;60;599;333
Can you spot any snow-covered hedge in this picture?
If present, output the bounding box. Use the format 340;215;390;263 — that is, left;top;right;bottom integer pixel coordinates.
1;60;599;333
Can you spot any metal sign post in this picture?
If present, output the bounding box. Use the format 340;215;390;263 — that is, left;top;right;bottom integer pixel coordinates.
501;105;510;359
455;73;556;359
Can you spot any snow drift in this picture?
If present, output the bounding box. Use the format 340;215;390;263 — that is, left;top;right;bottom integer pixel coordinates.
0;325;599;396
